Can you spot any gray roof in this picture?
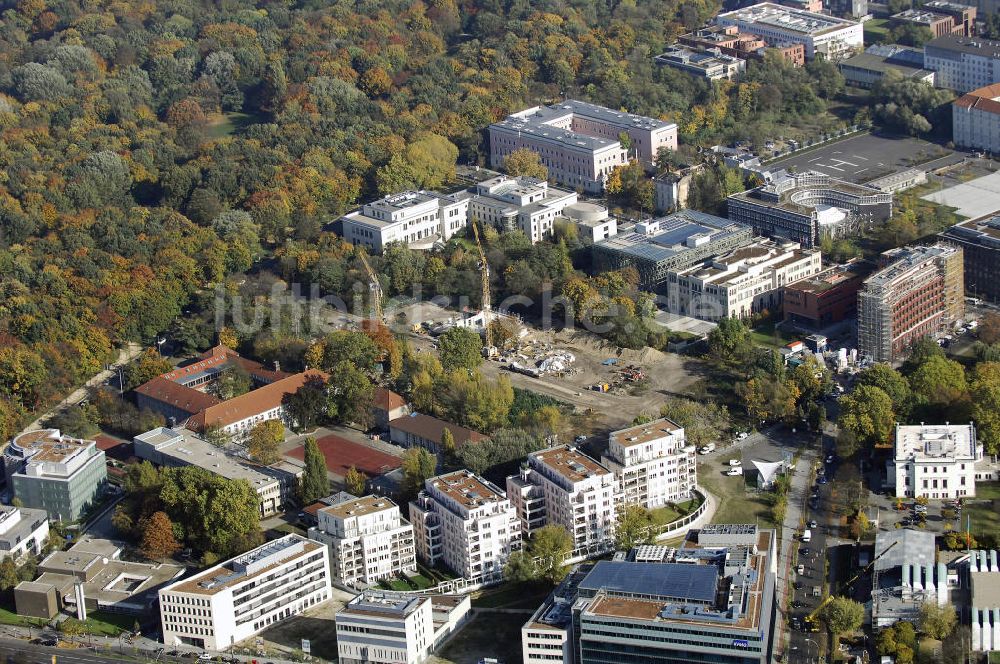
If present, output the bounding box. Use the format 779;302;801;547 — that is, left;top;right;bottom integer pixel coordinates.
926;34;1000;57
594;210;748;264
875;529;936;570
579;560;719;603
839;52;934;78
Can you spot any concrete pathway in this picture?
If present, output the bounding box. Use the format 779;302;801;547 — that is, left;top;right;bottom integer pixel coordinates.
20;342;143;434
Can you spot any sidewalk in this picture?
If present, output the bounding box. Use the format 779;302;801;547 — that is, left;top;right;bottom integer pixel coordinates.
20;342;143;434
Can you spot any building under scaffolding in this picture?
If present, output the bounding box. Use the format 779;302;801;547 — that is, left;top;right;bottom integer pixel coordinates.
592;210;753;290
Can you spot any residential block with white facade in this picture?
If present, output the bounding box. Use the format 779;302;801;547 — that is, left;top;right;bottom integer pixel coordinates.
308;494;416;588
601;418;697;509
409;470;521;579
670;239;823;321
0;506;48;561
888;423;982;499
489;100;677;193
508;445;616;548
159;535;330;651
339;190;471;253
336;592;433;664
953;83;1000;153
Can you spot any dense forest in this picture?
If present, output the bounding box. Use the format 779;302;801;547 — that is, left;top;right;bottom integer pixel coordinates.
0;0;859;438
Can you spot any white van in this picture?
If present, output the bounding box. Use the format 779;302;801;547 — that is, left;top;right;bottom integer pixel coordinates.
699;443;716;454
801;529;812;542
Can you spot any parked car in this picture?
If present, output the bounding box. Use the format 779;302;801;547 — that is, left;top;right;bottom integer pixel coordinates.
914;504;928;514
817;477;827;485
797;564;805;575
808;520;817;529
726;467;743;476
729;459;742;467
800;547;812;556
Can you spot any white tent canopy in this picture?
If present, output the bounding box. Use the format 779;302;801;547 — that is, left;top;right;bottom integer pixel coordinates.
751;459;785;486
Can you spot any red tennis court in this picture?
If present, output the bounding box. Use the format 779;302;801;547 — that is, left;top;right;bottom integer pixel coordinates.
288;434;402;478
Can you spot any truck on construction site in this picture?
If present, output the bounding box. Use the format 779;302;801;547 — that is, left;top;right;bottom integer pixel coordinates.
591;383;611;392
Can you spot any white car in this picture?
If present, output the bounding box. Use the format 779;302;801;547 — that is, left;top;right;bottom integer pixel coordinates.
729;459;742;467
726;467;743;476
737;432;750;440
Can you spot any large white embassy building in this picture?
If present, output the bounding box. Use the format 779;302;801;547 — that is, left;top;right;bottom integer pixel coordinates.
888;423;982;499
339;190;471;253
158;535;331;650
308;494;416;588
489;100;678;193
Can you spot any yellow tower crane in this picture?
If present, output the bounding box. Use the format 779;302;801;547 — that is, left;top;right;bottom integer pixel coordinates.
357;249;383;322
470;221;494;351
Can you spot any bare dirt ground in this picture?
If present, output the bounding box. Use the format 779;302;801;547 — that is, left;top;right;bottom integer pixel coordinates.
407;324;707;434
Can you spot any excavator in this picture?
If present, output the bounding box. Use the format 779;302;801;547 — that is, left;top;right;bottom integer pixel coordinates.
801;539;898;632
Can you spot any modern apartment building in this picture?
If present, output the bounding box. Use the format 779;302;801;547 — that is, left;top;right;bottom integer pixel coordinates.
159;534;331;651
489;100;678;193
670;239;823;321
522;524;778;664
134;427;292;518
470;175;577;242
716;2;864;60
888;423;981;499
727;171;893;247
858;243;964;363
601;418;697;509
4;430;107;522
654;46;746;80
953;83;1000;153
336;591;433;664
782;259;877;330
940;215;1000;304
409;470;521;579
507;445;616;548
592;210;754;290
339;190;471;253
925;34;1000;93
0;506;48;561
308;494;416;587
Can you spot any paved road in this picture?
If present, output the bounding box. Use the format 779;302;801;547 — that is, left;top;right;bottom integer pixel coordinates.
19;343;143;434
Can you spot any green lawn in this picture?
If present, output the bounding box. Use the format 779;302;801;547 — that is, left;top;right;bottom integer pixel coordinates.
206;111;263;138
472;581;552;610
62;612;130;637
864;18;890;42
650;496;703;526
378;572;439;592
0;604;45;628
698;467;773;527
966;483;1000;540
750;321;797;350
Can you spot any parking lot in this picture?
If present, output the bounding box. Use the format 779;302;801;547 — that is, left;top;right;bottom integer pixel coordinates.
768;133;959;183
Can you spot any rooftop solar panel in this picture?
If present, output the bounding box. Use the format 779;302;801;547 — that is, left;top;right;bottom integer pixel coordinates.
580;561;719;604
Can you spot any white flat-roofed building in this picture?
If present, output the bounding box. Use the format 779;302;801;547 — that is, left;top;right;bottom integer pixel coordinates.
489;100;677;193
954;83;1000;153
0;506;48;561
308;494;416;588
339;190;471;253
888;423;981;499
409;470;521;579
655;46;746;80
134;427;287;518
716;2;863;60
601;418;697;509
159;534;330;651
925;34;1000;93
470;175;577;242
5;429;108;522
508;445;616;548
336;591;433;664
671;239;823;321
